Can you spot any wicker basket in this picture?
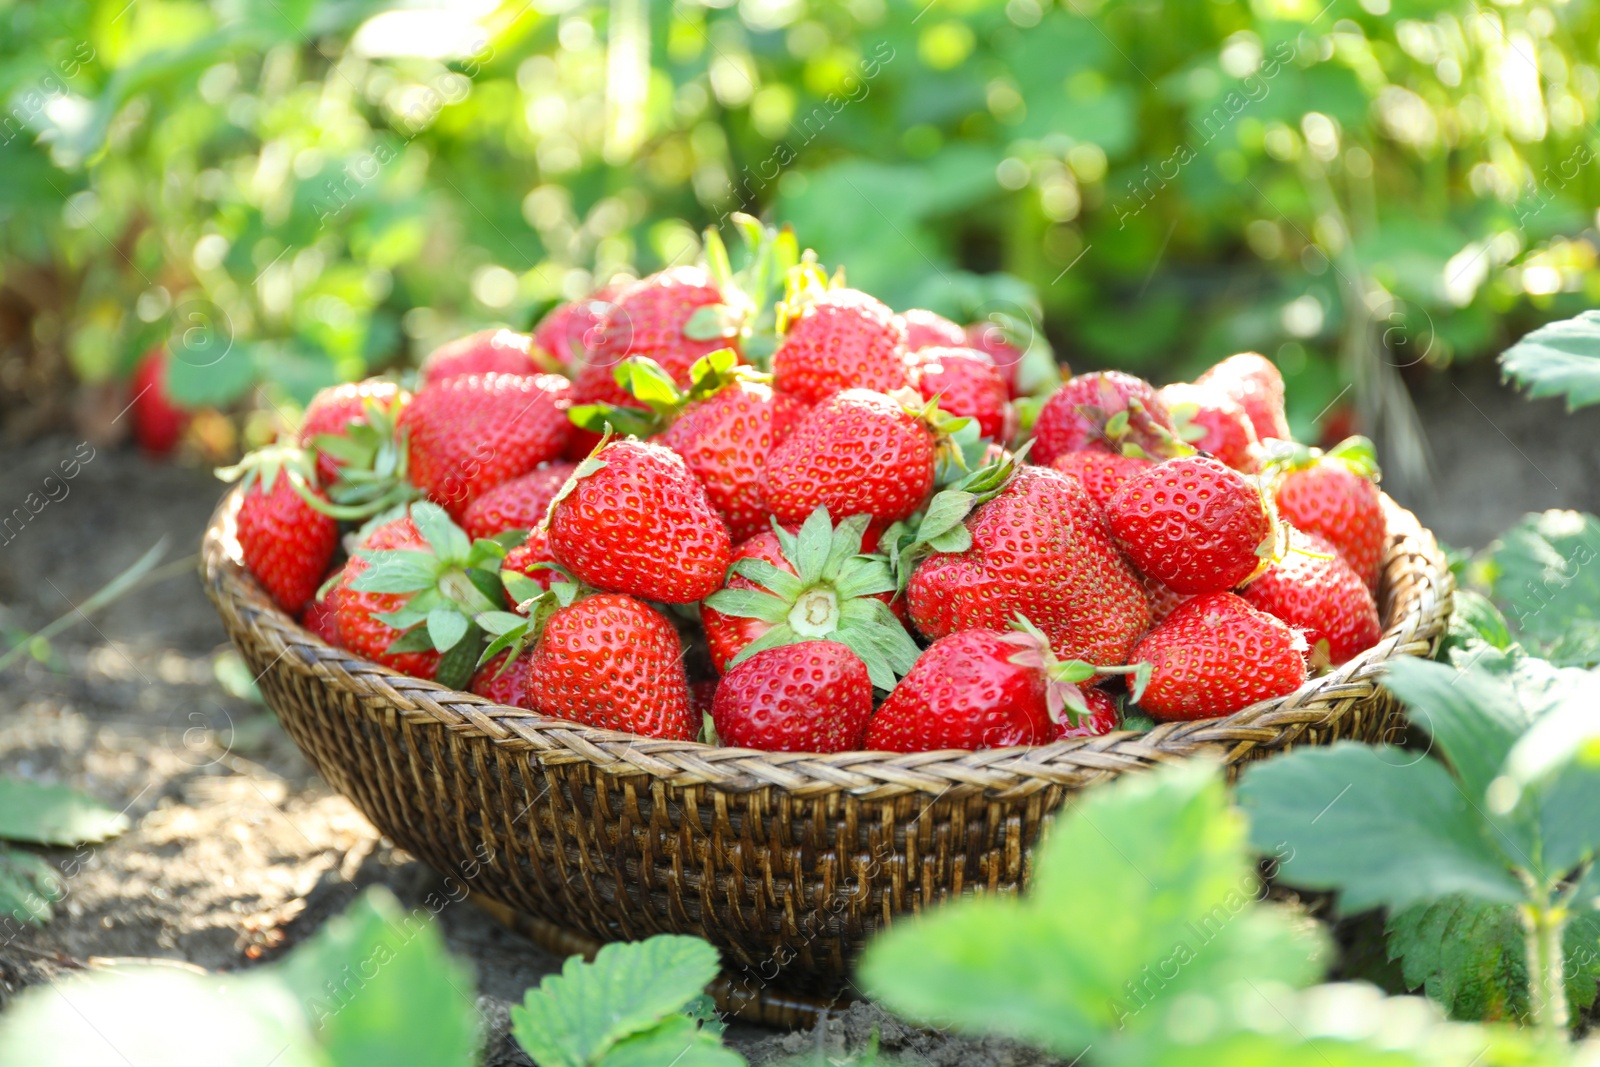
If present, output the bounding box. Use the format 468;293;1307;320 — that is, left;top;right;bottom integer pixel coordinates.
201;489;1452;1026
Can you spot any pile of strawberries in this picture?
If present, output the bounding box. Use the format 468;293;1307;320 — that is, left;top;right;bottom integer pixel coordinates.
223;223;1387;755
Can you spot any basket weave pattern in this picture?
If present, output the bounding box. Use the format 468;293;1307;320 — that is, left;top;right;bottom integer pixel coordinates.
202;489;1452;1013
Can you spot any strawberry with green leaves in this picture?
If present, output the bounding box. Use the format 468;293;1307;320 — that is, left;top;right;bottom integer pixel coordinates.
299;380;423;521
1157;381;1260;472
533;292;614;370
421;328;542;386
906;465;1150;666
907;346;1012;441
335;502;520;687
298;378;411;485
1048;451;1151;508
962;312;1061;399
1269;436;1386;592
1242;527;1382;664
761;388;943;527
864;617;1146;753
1195;352;1291;444
568;349;777;542
771;277;911;405
1105;454;1277;596
710;640;873;752
546;435;731;603
217;445;339;616
1030;371;1186;465
399;371;573;519
699;506;920;689
1131;592;1308;720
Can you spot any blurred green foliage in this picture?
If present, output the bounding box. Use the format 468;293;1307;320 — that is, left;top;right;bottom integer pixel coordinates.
1;0;1597;436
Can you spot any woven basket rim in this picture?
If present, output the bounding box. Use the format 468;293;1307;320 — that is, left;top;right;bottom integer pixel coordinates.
200;487;1453;798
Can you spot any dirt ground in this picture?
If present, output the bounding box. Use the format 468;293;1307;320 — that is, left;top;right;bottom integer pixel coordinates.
0;362;1595;1065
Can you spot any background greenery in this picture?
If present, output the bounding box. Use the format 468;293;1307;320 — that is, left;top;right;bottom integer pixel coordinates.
2;0;1597;453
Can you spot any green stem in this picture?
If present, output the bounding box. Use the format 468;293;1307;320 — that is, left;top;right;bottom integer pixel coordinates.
1522;889;1569;1034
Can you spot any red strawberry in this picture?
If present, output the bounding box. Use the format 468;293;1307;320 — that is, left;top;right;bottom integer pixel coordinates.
1241;528;1381;664
399;372;573;519
225;447;339;616
1272;438;1386;593
1132;592;1308;720
333;517;442;679
762;389;936;527
547;438;731;603
299;379;411;485
907;346;1012;441
901;308;966;351
1048;451;1152;508
1055;687;1121;739
502;530;560;592
1137;570;1191;625
711;641;873;752
1157;382;1260;472
1030;371;1182;465
962;320;1038;399
572;267;736;407
700;508;918;685
1195;352;1291;444
771;393;812;445
420;329;540;387
1105;455;1274;595
128;348;190;456
301;584;342;646
460;463;576;540
471;649;533;707
533;295;612;369
906;466;1150;665
660;378;776;543
865;629;1055;752
772;288;911;405
689;678;719;723
524;592;695;740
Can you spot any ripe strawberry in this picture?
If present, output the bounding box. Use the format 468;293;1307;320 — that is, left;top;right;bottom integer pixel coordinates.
1132;592;1308;720
301;584;342;646
659;377;777;544
1030;371;1183;465
1056;687;1121;740
501;530;561;592
1272;437;1386;593
420;329;540;387
907;346;1011;441
128;348;189;456
533;295;613;369
572;267;737;408
762;389;936;527
524;592;695;740
1137;570;1191;625
1241;528;1381;664
1195;352;1291;444
700;508;918;686
772;393;811;445
1157;382;1260;472
1048;451;1151;508
865;618;1136;752
547;438;731;603
711;641;873;752
299;379;411;485
471;649;532;708
1105;455;1275;595
962;320;1040;399
460;463;576;540
772;288;910;405
399;372;573;519
223;446;339;616
901;308;966;351
334;517;442;679
906;466;1150;665
689;678;719;724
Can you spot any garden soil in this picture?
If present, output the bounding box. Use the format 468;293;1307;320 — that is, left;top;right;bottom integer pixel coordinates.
0;363;1595;1064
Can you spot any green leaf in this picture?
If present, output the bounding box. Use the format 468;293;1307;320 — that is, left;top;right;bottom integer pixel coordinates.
700;588;789;625
568;404;661;438
383;624;436;655
1500;310;1600;411
615;358;684;414
861;761;1324;1056
477;610;528;636
426;607;469;652
595;1015;744;1067
1238;743;1525;913
792;506;834;586
272;886;478;1067
682;305;739;342
0;778;129;846
510;935;722;1067
410;502;471;564
433;623;484;691
1445;589;1513;653
915;490;976;543
0;847;61;926
728;558;805;602
1479;510;1600;666
925;525;972;553
350;550;439;594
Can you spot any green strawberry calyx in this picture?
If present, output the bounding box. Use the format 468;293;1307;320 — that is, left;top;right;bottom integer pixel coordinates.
689;215;803;370
307;392;423;520
347;501;519;689
878;443;1029;591
215;441;319;499
566;348;758;437
998;615;1151;727
471;573;590;679
701;505;920;691
539;426;614;531
1257;434;1381;482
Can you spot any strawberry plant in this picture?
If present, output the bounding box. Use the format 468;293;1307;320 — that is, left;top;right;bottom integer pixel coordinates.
0;777;128;927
